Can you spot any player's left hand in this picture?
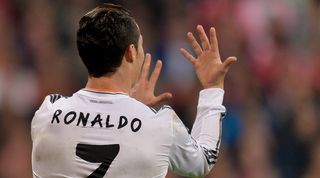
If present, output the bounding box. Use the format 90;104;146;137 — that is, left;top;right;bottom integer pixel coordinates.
130;53;172;106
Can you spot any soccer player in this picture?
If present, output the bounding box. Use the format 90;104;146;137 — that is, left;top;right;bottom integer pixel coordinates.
31;3;236;178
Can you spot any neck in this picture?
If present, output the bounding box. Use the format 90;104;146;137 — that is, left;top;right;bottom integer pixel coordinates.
85;71;132;94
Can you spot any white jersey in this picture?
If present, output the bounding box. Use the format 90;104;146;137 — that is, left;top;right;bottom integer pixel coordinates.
31;88;226;178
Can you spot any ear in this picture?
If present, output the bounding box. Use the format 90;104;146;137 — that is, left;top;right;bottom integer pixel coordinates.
124;44;136;63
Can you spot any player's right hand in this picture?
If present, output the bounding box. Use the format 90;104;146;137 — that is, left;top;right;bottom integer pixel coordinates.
130;53;172;106
180;25;237;89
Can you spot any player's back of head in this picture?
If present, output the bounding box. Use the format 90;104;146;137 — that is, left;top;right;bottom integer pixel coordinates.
76;3;140;77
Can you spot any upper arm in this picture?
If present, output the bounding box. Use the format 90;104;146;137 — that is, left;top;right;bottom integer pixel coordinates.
167;109;214;177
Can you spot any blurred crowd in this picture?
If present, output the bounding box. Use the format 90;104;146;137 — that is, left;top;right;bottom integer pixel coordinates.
0;0;319;178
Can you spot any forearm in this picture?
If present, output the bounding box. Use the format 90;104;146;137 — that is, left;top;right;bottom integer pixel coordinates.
168;88;226;177
191;88;226;162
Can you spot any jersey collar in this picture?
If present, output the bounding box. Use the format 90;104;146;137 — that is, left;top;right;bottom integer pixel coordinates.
76;89;129;98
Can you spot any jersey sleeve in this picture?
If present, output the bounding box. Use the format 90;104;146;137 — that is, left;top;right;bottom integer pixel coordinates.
168;88;226;177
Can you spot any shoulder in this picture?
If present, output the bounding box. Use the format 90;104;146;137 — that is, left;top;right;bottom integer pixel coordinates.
153;105;185;131
124;97;163;116
154;105;178;120
35;94;68;115
156;105;178;119
48;94;66;104
156;105;190;136
159;105;174;111
125;98;178;122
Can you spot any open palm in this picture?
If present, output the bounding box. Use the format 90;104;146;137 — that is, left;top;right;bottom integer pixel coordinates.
180;25;237;89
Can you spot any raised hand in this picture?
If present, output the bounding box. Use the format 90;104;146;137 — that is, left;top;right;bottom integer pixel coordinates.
180;25;237;89
130;53;172;106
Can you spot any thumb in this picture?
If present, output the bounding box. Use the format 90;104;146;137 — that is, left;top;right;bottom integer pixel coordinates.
223;56;237;71
155;92;173;104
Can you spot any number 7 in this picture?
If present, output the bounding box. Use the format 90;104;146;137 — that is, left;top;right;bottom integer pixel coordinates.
76;144;120;178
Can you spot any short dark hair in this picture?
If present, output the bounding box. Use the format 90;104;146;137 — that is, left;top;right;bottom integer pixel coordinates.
77;3;140;77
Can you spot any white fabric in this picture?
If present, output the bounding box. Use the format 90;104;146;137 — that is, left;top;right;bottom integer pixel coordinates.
31;88;226;178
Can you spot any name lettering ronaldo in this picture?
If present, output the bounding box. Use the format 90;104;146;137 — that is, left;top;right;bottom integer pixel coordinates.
51;109;142;132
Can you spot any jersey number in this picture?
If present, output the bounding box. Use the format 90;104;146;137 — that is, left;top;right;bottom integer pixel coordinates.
76;144;120;178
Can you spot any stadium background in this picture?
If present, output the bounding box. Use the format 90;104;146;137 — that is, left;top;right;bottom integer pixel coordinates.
0;0;319;177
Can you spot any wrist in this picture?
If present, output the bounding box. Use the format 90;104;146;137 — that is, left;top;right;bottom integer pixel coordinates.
202;81;224;89
198;88;225;107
